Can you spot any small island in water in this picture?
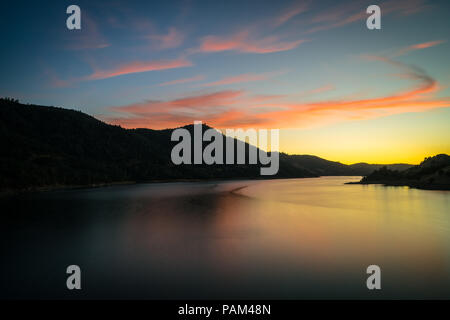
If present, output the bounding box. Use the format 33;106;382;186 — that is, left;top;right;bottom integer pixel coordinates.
348;154;450;190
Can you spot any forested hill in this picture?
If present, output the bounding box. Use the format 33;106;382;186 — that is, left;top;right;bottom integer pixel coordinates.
0;99;413;192
283;154;412;176
0;99;313;191
356;154;450;190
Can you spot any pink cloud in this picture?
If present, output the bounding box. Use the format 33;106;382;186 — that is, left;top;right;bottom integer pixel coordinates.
273;2;309;27
85;58;192;80
104;90;246;128
196;30;305;54
65;14;110;50
394;40;446;56
111;90;244;114
306;0;428;34
305;84;336;95
43;68;74;88
147;27;184;49
200;71;285;87
158;75;205;86
189;2;310;56
104;58;449;130
411;40;446;49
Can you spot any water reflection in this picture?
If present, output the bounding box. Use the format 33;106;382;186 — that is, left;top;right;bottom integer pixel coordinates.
1;177;449;299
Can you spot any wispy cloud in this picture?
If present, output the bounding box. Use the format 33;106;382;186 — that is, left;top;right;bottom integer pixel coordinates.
147;27;184;49
104;90;246;128
195;30;306;54
251;56;448;128
65;14;110;50
179;2;310;56
111;90;243;113
199;71;285;87
85;58;192;80
273;1;309;27
305;0;428;34
298;84;336;97
158;75;204;86
104;58;449;129
43;68;73;88
393;40;446;56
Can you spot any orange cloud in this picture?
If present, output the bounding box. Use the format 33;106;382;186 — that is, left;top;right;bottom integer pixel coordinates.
104;90;247;129
147;27;184;49
85;58;192;80
103;58;449;130
196;31;305;54
158;75;205;86
44;68;73;88
394;40;446;56
188;2;310;56
199;71;285;87
273;2;309;27
65;14;110;50
247;58;448;127
111;90;243;113
306;0;428;34
411;40;445;49
299;84;336;97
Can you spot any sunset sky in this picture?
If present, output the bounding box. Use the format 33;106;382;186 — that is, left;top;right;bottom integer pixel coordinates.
1;0;449;164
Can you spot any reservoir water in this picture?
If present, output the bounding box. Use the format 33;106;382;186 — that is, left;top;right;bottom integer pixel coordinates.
1;176;449;299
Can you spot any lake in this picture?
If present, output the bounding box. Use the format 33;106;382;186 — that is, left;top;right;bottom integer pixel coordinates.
1;176;450;299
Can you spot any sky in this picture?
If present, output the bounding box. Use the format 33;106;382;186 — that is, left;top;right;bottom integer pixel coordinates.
0;0;449;164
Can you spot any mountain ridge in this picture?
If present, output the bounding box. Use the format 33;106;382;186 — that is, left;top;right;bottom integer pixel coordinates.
352;154;450;190
0;98;418;193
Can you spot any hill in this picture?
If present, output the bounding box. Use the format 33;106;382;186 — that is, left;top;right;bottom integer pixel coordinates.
282;155;412;176
353;154;450;190
0;98;415;192
0;99;314;192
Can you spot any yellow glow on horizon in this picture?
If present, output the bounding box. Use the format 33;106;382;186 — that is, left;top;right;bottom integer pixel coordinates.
280;142;449;165
278;109;450;165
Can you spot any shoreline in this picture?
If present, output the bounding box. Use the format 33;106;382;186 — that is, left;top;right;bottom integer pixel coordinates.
346;180;450;191
0;176;305;197
0;181;136;197
9;175;447;197
0;175;366;197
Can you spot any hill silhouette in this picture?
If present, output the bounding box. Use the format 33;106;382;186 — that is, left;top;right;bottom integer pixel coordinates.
0;98;415;193
283;154;412;176
353;154;450;190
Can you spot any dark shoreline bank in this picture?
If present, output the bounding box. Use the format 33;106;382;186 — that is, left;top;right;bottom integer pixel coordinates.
0;175;364;197
346;154;450;191
346;180;450;191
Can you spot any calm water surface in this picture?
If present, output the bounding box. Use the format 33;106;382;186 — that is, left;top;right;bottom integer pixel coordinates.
1;177;450;299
